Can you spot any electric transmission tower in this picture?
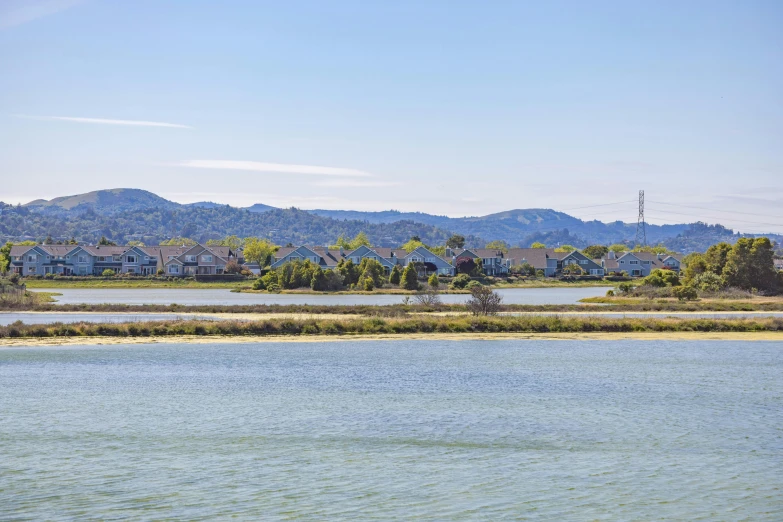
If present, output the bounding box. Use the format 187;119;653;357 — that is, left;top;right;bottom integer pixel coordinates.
635;189;647;247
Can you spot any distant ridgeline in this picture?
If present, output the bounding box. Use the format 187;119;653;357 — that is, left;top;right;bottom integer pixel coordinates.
1;189;781;253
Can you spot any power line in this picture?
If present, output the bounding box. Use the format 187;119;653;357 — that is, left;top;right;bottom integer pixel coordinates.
645;207;783;228
560;200;637;212
647;200;783;220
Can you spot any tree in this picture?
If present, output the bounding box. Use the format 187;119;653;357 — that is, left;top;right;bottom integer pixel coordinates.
389;264;402;285
0;242;12;274
642;268;680;287
337;259;360;287
485;240;509;253
554;244;576;253
224;260;243;274
414;287;442;307
510;262;535;276
722;237;779;293
428;274;439;288
608;243;627;253
358;258;385;289
206;235;243;250
582;245;609;259
401;239;426;253
456;257;477;275
243;237;278;268
98;236;117;246
673;286;698;301
330;232;372;251
127;240;146;247
466;286;502;316
530;242;546;249
682;252;707;284
450;273;471;289
561;264;584;275
446;234;466;249
633;244;674;255
44;235;53;245
401;264;419;290
703;242;732;276
160;237;197;246
310;266;326;291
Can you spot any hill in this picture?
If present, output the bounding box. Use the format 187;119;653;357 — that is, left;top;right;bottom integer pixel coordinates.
3;188;781;252
24;188;179;214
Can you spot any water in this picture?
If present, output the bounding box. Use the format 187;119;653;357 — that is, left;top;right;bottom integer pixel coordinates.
34;286;613;306
3;310;783;326
1;340;781;519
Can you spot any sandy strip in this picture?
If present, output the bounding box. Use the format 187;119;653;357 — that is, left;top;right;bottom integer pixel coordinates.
1;331;782;348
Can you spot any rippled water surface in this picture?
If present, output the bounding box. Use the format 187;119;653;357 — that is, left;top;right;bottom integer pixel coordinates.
35;286;612;305
1;340;781;519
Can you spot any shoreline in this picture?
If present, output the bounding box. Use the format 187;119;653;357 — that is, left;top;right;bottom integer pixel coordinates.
2;330;782;347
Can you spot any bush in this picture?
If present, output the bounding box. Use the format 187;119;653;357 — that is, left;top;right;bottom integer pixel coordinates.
156;268;164;276
606;289;615;297
450;274;471;289
673;286;698;301
535;270;545;278
252;278;266;290
466;286;502;316
466;280;482;290
428;274;439;288
363;278;375;291
44;273;55;279
400;264;419;290
692;271;723;292
389;265;402;285
102;269;115;277
618;282;634;295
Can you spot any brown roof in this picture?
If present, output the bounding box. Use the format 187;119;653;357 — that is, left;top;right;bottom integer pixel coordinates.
506;248;555;269
9;245;36;256
42;245;79;256
82;245;128;256
310;247;341;267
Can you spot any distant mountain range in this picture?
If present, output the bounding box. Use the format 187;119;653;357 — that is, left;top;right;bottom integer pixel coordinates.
2;188;779;253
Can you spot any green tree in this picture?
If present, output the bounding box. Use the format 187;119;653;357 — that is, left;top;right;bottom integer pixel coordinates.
682;252;707;284
485;240;509;253
632;244;673;255
446;234;466;249
98;236;117;246
401;264;419;290
703;242;732;275
642;268;680;287
530;242;546;249
401;239;426;253
101;269;115;276
0;242;12;274
428;274;439;288
160;237;197;246
337;259;360;286
206;235;243;250
389;264;402;285
582;245;609;259
243;237;278;268
330;232;372;251
358;258;386;288
127;240;146;247
554;244;576;253
608;243;627;253
722;237;779;292
310;266;326;291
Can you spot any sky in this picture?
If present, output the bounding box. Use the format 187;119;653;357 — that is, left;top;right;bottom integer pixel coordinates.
1;0;782;233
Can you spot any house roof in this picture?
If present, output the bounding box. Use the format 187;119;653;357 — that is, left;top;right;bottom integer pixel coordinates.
506;248;556;269
41;245;79;256
82;245;128;256
9;245;36;256
309;247;341;267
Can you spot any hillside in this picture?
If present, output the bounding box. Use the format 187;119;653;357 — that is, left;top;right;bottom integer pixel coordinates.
24;188;178;213
3;188;781;252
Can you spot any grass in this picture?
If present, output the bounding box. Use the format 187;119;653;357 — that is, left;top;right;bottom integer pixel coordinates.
24;279;245;289
3;315;783;339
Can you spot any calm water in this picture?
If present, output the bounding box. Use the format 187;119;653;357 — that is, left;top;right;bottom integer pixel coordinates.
3;311;783;326
35;286;612;306
1;340;781;519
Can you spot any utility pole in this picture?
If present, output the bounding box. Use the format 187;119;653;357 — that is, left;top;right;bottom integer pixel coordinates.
635;190;647;247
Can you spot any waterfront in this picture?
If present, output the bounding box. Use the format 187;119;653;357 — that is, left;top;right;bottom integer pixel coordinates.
33;287;613;306
1;340;781;519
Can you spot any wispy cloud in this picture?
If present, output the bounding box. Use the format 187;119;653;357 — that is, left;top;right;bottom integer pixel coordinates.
1;0;84;29
313;179;398;188
17;115;192;129
174;160;371;177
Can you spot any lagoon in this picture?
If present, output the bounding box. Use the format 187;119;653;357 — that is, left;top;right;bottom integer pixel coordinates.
35;286;613;306
1;340;781;519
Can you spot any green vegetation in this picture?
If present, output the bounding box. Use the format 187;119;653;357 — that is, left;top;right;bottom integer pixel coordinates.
3;315;782;340
485;240;509;253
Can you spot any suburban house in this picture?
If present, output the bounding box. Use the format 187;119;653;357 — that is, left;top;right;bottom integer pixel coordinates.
9;243;241;277
451;249;508;276
270;246;343;270
555;250;605;276
505;248;560;277
271;245;456;276
602;251;682;277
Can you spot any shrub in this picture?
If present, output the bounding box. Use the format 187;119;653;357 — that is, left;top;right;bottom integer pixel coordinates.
252;278;266;290
363;278;375;291
401;264;419;290
466;280;482;290
224;260;243;274
536;270;545;278
673;286;698;301
428;274;439;288
450;273;471;289
606;289;615;297
466;286;502;316
692;271;723;292
389;265;402;285
102;269;115;277
618;282;634;295
44;273;55;279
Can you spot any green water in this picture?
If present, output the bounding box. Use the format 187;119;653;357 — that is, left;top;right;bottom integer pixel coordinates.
1;340;781;519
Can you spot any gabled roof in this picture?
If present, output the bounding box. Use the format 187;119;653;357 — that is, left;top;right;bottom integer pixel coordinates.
83;245;128;256
41;245;79;257
9;245;36;256
506;248;556;269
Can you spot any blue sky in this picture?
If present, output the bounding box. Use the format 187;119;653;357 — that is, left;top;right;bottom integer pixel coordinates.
1;0;782;232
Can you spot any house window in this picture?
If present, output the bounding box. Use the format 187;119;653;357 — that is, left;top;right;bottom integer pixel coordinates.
126;267;136;273
186;255;197;262
127;255;136;263
98;256;106;262
27;255;37;262
630;261;639;265
113;256;121;262
642;260;650;265
202;255;213;263
28;266;36;273
168;265;180;274
579;260;588;265
78;256;87;263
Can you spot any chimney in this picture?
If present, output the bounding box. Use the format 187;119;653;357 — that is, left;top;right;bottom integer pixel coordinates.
339;246;344;256
657;253;664;260
445;247;453;257
608;251;616;260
